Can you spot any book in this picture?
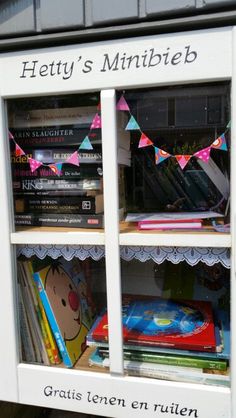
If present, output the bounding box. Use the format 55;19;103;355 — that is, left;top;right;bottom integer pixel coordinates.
33;257;94;367
13;178;102;192
32;149;103;164
21;259;61;365
137;219;202;230
15;212;104;228
91;295;217;352
14;194;104;214
99;347;228;371
11;162;103;180
88;348;230;387
125;211;224;223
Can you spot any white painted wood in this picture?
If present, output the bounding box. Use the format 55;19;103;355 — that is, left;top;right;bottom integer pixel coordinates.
119;232;231;248
18;364;230;418
0;27;231;98
11;231;105;245
230;26;236;418
0;25;233;416
101;90;123;375
0;98;19;402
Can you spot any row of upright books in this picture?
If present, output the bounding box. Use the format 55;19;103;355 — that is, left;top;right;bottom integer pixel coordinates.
11;105;130;228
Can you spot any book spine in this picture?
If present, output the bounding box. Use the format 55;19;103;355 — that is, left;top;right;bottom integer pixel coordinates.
32;149;102;164
121;352;227;371
33;272;73;368
14;196;97;214
12;163;103;179
13;178;102;192
15;213;104;228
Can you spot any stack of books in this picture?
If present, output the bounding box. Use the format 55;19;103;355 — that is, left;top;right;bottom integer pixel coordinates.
87;294;230;386
11;105;130;228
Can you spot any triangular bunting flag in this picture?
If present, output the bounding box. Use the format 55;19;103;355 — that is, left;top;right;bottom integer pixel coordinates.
90;113;101;129
154;147;171;165
8;130;14;140
79;136;93;150
125;115;140;130
28;158;43;173
226;120;231;129
175;155;191;170
15;143;25;157
49;163;63;176
66;151;79;166
138;133;153;148
211;134;227;151
194;146;211;163
116;96;130;111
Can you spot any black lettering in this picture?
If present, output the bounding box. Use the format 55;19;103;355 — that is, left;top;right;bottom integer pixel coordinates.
44;386;53;397
141;50;148;67
100;53;119;72
189;408;198;417
171;52;182;65
148;48;162;67
39;64;48;76
163;47;170;65
20;60;38;78
120;53;127;70
184;46;197;63
59;390;67;399
180;407;188;416
49;61;56;76
83;60;93;73
126;54;141;69
63;62;74;80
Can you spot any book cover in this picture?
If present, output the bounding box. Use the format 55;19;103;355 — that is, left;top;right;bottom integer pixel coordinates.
15;212;104;228
14;194;104;214
33;257;94;367
91;295;216;352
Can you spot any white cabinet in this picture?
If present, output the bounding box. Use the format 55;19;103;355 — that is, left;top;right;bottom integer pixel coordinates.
0;26;234;418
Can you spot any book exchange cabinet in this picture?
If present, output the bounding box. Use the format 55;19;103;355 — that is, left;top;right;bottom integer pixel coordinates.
0;25;235;418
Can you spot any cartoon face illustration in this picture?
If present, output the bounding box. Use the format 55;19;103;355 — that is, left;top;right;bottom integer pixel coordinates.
45;263;82;341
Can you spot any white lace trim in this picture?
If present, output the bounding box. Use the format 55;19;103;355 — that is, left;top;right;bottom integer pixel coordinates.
16;245;230;269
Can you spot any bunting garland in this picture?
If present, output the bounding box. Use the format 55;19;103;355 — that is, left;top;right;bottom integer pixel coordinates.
116;95;229;170
9;95;230;175
9;103;100;175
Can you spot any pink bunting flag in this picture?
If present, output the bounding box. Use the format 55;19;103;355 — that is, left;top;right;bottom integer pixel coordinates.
49;163;63;176
66;151;79;166
8;131;14;140
154;147;171;165
116;96;130;111
90;113;101;129
15;143;25;157
194;146;211;163
28;158;43;173
138;133;153;148
211;134;227;151
175;155;192;170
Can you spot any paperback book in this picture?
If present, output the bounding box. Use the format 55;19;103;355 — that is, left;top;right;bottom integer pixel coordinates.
15;213;104;228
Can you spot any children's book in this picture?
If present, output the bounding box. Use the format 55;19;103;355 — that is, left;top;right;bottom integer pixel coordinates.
33;256;94;367
91;295;216;352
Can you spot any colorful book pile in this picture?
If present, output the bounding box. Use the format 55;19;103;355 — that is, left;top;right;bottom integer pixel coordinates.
87;294;230;386
17;257;95;367
11;105;130;228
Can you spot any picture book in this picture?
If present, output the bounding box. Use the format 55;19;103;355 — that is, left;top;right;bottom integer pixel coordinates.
33;257;95;367
91;295;216;352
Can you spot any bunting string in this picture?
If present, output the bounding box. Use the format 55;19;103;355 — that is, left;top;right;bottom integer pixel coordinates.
116;95;229;170
9;96;230;174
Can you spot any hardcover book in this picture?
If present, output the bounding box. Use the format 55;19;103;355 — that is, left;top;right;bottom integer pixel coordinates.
33;257;94;367
91;295;216;352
